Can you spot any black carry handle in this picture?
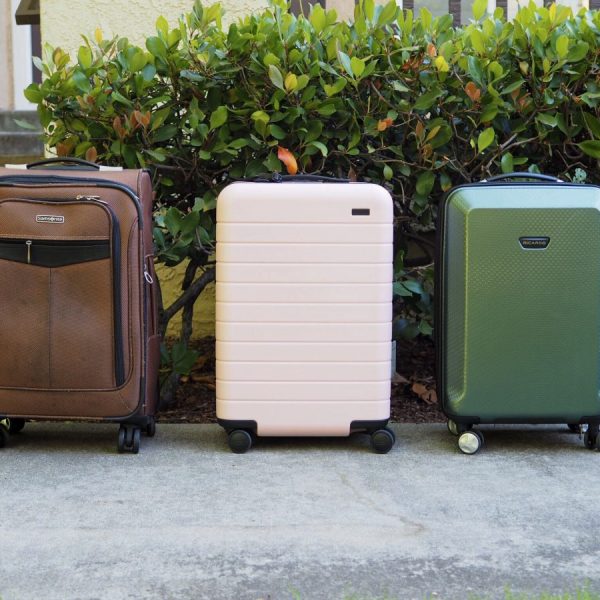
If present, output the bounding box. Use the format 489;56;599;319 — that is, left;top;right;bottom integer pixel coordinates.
26;157;101;170
485;172;562;183
250;173;351;183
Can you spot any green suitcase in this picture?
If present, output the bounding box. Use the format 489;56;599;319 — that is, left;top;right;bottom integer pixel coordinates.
437;173;600;454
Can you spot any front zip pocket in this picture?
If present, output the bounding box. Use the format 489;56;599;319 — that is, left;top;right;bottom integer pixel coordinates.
0;197;124;390
0;238;110;267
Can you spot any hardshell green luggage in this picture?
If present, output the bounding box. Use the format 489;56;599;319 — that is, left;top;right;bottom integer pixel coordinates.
437;173;600;454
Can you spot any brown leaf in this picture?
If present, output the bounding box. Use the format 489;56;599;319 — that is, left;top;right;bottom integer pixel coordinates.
277;146;298;175
465;82;481;103
427;43;437;58
112;116;125;139
415;120;425;140
56;142;70;157
411;382;438;405
377;117;394;132
85;146;98;163
348;167;357;182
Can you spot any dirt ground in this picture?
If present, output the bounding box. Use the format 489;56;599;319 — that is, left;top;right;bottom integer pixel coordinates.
157;337;444;424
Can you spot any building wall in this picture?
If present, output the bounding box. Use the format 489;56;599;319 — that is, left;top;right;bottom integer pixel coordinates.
41;0;270;54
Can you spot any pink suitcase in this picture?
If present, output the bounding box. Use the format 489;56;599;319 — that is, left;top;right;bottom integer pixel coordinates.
215;177;395;453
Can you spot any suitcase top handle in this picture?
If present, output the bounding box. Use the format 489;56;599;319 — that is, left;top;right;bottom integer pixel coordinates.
250;173;351;183
26;157;100;170
484;172;563;183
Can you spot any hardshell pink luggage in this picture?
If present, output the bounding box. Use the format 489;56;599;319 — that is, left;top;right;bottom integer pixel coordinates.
215;176;395;453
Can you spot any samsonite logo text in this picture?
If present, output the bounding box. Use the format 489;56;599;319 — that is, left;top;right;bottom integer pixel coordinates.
36;215;65;224
519;236;550;249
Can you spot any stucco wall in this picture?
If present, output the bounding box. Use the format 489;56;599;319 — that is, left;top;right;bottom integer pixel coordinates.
40;0;270;338
41;0;270;55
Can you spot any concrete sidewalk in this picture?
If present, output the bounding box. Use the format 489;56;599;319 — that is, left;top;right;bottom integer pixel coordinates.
0;423;598;600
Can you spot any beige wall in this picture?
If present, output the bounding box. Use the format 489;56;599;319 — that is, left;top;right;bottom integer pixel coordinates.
0;1;14;110
41;0;269;54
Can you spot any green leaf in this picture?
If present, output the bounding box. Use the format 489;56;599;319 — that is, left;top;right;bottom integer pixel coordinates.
477;127;495;153
111;90;133;107
578;140;600;159
337;50;353;77
263;53;280;66
470;30;485;54
416;171;434;196
210;105;228;129
376;1;397;26
269;124;286;140
536;113;557;127
152;124;178;143
472;0;487;20
23;84;43;104
146;36;167;58
171;342;198;376
383;164;393;180
13;118;39;131
309;141;328;157
350;57;365;78
501;152;514;174
413;89;442;110
583;113;600;139
77;46;93;69
268;65;284;90
556;35;569;59
323;78;346;97
309;4;327;33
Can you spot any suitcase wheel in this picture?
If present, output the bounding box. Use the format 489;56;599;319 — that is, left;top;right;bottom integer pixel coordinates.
458;430;484;455
0;421;8;448
117;425;141;454
144;417;156;438
583;426;599;451
8;418;26;434
370;428;395;454
228;430;253;454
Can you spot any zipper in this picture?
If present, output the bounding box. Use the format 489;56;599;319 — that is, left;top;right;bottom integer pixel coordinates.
25;240;32;264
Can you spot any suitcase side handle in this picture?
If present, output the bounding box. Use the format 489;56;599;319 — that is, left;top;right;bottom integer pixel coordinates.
484;172;562;183
26;157;101;170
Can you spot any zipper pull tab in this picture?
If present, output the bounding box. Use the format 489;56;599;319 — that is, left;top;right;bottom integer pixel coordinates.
144;267;154;284
26;240;32;264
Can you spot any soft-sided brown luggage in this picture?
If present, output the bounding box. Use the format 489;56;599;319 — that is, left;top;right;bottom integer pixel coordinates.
0;158;160;453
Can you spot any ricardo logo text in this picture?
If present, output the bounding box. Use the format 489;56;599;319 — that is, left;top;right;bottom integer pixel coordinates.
36;215;65;224
519;236;550;249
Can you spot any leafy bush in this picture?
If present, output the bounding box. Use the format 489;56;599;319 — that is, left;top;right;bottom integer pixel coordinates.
26;0;600;395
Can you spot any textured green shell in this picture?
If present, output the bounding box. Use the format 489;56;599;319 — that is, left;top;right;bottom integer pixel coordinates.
441;184;600;422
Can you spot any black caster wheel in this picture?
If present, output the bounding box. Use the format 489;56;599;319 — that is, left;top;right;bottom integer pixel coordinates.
0;424;8;448
228;430;253;454
370;428;395;454
144;417;156;438
567;423;580;433
8;418;25;434
584;429;598;450
131;428;141;454
117;425;141;454
458;430;483;455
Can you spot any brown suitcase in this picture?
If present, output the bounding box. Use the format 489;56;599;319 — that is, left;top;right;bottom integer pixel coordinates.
0;158;160;453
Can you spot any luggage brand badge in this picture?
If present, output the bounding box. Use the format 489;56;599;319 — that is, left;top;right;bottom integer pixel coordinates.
36;215;65;224
519;236;550;249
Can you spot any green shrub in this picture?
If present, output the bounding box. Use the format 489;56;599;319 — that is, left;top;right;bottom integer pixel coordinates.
26;0;600;394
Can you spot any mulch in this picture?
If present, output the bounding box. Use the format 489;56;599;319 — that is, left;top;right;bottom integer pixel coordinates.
157;336;444;424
